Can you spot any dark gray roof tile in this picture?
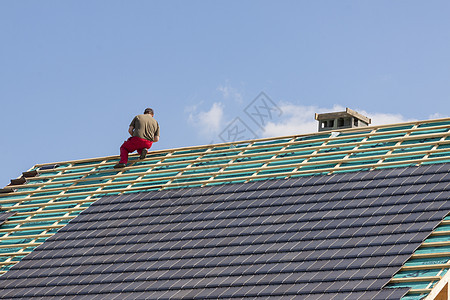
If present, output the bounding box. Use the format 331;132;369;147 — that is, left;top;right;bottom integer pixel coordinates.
0;211;15;225
1;164;449;299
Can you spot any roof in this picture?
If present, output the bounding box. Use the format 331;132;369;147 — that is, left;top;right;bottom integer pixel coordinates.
1;163;449;299
1;117;450;299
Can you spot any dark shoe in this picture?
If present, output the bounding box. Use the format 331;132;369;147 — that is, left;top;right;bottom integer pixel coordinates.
114;163;126;168
140;148;148;159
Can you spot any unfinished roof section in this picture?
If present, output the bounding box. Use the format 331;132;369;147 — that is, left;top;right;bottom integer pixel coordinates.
3;164;450;299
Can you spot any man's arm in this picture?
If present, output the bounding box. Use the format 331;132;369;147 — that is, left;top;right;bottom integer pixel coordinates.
128;126;134;136
153;122;160;142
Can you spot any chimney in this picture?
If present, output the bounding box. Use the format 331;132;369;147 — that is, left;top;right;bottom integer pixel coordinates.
315;108;371;132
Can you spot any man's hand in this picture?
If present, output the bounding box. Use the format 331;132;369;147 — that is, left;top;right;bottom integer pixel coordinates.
154;136;160;142
128;126;134;136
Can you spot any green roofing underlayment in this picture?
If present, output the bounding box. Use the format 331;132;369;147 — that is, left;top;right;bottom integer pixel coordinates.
1;117;450;299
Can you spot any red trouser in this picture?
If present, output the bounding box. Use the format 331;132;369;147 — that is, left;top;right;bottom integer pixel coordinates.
119;136;153;164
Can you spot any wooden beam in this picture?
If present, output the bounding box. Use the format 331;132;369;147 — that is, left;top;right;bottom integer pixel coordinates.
411;252;450;259
389;276;441;283
401;263;450;271
2;198;95;210
0;242;42;249
2;215;74;225
11;207;85;217
0;224;65;233
1;233;53;241
0;261;18;266
430;230;450;237
407;288;432;294
420;240;450;248
0;251;32;257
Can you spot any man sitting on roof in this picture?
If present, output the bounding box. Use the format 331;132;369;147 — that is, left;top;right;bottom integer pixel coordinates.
114;108;160;168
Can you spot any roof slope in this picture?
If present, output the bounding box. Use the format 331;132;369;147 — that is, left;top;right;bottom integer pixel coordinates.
1;163;449;299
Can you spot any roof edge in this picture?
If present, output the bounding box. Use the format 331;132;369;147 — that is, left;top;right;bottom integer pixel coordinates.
424;269;450;300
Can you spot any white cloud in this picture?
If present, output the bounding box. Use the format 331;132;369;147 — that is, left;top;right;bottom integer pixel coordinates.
186;98;424;143
217;84;243;103
261;102;417;138
356;109;415;126
369;114;414;126
187;102;225;138
428;112;448;120
262;103;345;137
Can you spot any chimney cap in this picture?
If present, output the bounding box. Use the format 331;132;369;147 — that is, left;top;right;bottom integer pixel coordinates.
315;107;371;124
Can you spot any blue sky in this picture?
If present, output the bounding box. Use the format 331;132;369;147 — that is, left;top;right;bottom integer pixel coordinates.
1;1;449;187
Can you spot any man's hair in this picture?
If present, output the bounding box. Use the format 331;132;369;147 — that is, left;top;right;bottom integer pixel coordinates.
144;108;154;115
